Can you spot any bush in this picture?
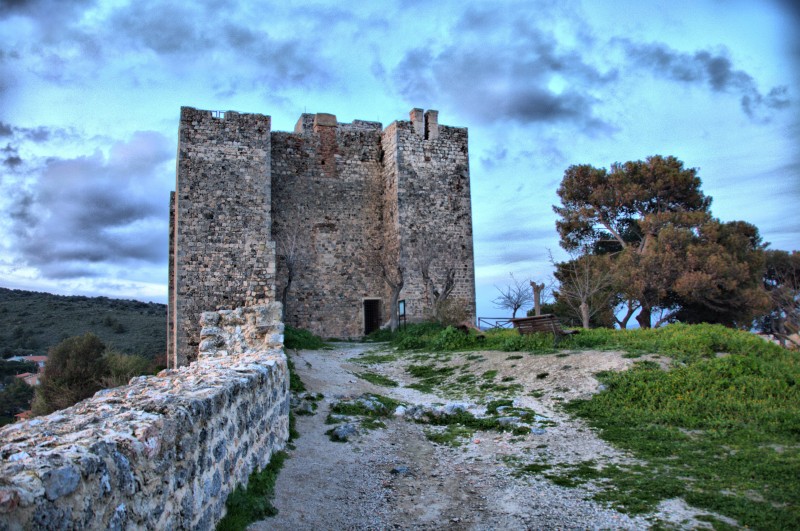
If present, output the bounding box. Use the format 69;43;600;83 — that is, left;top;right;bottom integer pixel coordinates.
32;333;109;415
364;328;394;342
435;299;471;327
284;326;325;349
0;379;34;421
429;326;474;351
102;351;154;388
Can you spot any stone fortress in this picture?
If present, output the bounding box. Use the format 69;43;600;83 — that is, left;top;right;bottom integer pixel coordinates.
169;106;477;368
0;107;477;529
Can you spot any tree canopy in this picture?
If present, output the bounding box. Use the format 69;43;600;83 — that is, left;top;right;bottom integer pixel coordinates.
553;155;769;328
759;250;800;348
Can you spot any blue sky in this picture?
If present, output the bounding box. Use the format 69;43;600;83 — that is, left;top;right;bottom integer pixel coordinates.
1;0;798;320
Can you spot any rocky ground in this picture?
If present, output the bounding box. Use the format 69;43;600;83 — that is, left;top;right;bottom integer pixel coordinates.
249;343;711;530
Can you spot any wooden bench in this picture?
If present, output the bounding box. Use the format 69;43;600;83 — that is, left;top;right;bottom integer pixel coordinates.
510;314;578;346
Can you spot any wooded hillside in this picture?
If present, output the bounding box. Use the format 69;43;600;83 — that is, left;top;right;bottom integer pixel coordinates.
0;287;166;359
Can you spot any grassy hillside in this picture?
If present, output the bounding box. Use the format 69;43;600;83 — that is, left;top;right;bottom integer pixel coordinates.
0;287;166;360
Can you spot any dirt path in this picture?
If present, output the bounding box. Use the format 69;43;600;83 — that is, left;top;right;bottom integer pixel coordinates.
249;343;653;530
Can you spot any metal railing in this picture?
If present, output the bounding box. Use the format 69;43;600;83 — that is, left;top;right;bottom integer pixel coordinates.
477;317;514;330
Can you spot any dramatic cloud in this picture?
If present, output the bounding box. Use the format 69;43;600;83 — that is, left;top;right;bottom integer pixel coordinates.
619;40;790;119
2;0;332;94
1;144;22;168
389;7;618;133
104;0;332;91
7;131;172;279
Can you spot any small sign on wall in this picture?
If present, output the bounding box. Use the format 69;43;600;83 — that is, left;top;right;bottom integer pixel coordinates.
398;299;406;328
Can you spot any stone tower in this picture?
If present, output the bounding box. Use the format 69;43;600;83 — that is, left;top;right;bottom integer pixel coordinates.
169;107;475;367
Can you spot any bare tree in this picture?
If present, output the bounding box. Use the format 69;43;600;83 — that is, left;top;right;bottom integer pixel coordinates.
370;243;406;332
412;233;458;322
493;273;533;318
551;250;616;329
274;223;306;318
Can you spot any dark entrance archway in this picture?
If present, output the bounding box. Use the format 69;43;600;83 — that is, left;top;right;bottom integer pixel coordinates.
363;299;382;335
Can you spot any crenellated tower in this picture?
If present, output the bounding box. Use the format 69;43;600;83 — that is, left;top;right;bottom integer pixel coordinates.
169;106;475;367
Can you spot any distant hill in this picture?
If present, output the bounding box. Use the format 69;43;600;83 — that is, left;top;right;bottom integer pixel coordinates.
0;287;166;360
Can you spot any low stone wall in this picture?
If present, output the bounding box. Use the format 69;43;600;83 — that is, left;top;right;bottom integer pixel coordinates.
0;303;288;530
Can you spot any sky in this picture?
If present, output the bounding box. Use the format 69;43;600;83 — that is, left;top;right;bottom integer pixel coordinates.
1;0;798;321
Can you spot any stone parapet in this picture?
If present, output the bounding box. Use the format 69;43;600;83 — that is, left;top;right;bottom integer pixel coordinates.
0;304;288;530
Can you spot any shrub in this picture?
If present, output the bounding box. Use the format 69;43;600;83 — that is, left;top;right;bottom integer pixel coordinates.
102;351;154;388
284;326;325;349
429;326;474;351
435;299;471;327
0;379;34;421
364;328;394;342
32;333;109;415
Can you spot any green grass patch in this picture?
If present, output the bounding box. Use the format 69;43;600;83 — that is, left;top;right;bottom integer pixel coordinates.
330;394;401;418
563;348;800;527
355;372;398;387
515;462;553;476
216;451;287;531
406;364;455;393
416;408;532;437
361;418;387;430
376;321;787;365
284;326;326;350
425;424;475;447
363;328;394;342
485;399;514;414
351;352;399;364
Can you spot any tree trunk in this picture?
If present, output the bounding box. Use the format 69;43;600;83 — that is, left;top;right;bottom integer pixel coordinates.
389;285;402;332
280;277;292;320
580;302;590;329
636;305;652;329
615;300;637;329
772;315;787;348
531;282;544;316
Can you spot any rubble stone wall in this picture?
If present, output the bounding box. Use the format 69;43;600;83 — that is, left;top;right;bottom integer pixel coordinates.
271;116;389;338
172;107;276;366
390;113;476;321
0;304;289;531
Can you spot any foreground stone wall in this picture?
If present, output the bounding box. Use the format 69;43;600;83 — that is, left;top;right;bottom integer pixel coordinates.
0;304;288;530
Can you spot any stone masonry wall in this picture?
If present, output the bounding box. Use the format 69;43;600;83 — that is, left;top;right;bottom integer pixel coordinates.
171;106;476;344
173;107;276;366
386;111;476;322
271;115;389;338
0;303;288;530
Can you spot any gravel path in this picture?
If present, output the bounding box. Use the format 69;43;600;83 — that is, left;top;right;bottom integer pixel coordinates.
249;343;656;530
